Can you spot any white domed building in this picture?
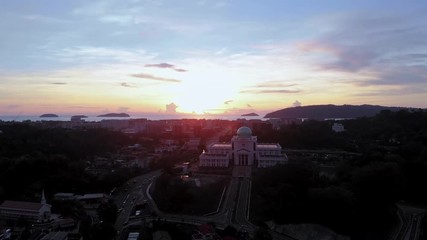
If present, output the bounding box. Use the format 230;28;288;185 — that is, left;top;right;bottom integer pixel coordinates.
199;126;287;168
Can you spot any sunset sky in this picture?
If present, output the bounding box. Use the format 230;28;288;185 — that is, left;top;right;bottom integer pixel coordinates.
1;0;427;117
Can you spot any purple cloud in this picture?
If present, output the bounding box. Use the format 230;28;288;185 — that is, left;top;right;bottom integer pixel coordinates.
145;62;188;72
298;41;376;72
120;82;137;88
255;82;298;88
297;12;427;74
242;81;301;94
145;63;174;68
350;65;427;89
240;89;300;94
130;73;181;83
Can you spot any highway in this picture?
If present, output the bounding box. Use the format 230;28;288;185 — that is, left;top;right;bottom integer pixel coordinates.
114;169;298;240
113;170;161;235
392;204;425;240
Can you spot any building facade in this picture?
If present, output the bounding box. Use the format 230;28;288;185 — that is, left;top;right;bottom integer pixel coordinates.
199;127;287;168
0;191;51;222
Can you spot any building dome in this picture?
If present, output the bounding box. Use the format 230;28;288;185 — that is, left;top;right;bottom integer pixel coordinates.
236;126;252;137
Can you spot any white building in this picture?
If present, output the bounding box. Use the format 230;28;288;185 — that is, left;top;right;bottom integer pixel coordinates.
199;127;287;168
0;191;51;222
332;123;345;132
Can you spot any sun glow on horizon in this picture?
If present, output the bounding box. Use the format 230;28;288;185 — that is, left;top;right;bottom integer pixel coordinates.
170;67;244;114
173;89;232;115
1;0;427;115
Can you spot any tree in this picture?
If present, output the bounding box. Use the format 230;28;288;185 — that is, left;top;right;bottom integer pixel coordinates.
90;222;116;240
253;228;272;240
97;200;118;224
306;186;355;233
351;162;404;205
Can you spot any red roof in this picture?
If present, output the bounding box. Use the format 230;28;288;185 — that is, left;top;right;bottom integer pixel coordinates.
198;223;215;235
0;200;42;211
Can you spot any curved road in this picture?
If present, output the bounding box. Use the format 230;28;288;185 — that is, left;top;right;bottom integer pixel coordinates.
115;170;298;240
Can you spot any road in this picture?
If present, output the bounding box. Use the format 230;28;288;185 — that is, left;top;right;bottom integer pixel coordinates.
392;204;425;240
114;169;297;240
113;170;161;234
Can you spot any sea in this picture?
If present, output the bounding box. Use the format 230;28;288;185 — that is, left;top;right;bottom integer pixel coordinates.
0;114;266;122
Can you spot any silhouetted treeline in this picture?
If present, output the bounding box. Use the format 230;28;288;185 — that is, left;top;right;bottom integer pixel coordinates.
255;120;352;150
251;109;427;240
0;124;131;158
152;171;227;214
0;123;134;201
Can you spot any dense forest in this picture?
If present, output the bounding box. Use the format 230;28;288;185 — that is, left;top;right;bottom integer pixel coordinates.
0;124;135;201
251;110;427;239
151;151;227;215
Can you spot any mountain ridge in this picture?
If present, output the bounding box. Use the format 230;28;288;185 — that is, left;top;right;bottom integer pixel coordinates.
264;104;419;119
97;113;130;117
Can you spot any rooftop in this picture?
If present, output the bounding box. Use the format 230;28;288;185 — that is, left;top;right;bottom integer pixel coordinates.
257;143;281;149
0;200;42;211
210;143;231;148
77;193;106;200
54;193;75;197
40;231;68;240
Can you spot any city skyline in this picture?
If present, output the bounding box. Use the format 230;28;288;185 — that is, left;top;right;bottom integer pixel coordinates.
1;0;427;116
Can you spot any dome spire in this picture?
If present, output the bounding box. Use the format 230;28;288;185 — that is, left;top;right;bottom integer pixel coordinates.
236;126;252;137
41;189;46;205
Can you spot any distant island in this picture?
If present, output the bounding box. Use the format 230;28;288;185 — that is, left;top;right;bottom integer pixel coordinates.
97;113;130;117
241;112;259;117
40;114;58;118
264;104;413;119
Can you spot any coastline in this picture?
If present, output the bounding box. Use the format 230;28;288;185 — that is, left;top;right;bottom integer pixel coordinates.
0;114;265;122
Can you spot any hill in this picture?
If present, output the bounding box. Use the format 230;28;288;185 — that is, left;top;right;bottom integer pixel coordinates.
264;104;412;119
97;113;130;117
241;112;259;117
40;113;58;117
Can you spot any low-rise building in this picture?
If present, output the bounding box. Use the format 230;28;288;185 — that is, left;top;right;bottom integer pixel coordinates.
186;138;201;151
0;191;51;222
332;123;345;132
53;192;108;210
76;193;108;210
53;193;76;201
